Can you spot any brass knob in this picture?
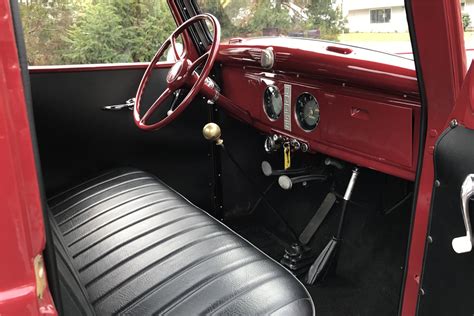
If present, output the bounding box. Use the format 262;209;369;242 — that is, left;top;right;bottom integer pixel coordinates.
203;123;222;143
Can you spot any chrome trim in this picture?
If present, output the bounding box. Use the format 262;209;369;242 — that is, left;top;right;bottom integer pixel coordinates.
343;167;359;201
452;174;474;254
102;98;135;111
284;84;292;132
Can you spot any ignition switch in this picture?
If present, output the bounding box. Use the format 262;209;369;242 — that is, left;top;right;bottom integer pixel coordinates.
264;134;309;153
264;134;284;153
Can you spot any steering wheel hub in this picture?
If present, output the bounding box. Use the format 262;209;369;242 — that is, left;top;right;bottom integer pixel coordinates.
166;59;185;83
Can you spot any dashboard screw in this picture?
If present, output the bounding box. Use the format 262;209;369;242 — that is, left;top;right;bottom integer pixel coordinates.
435;180;440;187
420;288;425;296
450;119;458;128
427;236;433;243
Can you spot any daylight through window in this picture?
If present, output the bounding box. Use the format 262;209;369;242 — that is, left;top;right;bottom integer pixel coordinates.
370;9;392;24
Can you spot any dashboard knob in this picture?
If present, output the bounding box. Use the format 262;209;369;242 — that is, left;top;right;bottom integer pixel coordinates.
278;175;293;190
264;136;277;153
261;161;273;176
290;139;301;151
301;143;309;152
261;48;275;69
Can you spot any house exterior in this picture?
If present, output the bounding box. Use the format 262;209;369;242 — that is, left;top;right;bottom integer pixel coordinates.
345;0;408;33
462;0;474;29
344;0;474;33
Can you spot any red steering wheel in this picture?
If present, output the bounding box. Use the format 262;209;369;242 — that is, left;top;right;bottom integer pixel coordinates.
134;14;221;131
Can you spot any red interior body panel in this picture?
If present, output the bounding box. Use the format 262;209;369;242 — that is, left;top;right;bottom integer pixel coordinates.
216;38;420;180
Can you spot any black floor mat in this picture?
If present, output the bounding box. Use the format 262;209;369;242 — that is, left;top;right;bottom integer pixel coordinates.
305;199;411;316
228;221;289;260
225;169;412;316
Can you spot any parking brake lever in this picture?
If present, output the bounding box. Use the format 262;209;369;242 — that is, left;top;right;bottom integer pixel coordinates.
261;161;310;177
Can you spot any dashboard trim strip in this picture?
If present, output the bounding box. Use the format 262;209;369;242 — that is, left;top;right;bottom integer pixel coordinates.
284;84;292;132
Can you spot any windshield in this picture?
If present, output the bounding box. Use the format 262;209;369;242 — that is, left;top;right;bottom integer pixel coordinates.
197;0;413;56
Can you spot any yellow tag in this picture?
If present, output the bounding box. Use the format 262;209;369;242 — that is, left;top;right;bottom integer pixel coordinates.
284;143;291;170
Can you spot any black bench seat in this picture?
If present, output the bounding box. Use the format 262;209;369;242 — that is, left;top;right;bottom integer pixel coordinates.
49;168;315;315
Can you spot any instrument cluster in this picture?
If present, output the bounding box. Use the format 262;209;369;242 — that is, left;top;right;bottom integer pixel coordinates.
263;85;320;133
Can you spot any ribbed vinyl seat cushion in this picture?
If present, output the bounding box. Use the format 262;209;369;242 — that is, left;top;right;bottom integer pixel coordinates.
49;169;315;315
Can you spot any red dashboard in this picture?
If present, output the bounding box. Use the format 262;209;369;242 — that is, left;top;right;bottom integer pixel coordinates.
215;38;421;181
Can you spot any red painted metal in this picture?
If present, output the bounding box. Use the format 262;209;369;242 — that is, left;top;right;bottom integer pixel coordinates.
2;0;470;313
28;62;173;73
134;14;221;131
218;46;420;180
401;1;467;315
450;62;474;126
217;38;419;98
0;0;57;314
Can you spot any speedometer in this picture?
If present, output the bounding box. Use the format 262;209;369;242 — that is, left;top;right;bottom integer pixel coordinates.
295;93;320;131
263;85;282;121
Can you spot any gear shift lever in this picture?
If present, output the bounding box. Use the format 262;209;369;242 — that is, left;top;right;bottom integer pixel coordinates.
202;122;299;241
203;123;223;145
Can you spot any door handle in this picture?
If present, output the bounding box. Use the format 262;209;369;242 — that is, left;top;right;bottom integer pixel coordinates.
102;98;135;111
452;174;474;254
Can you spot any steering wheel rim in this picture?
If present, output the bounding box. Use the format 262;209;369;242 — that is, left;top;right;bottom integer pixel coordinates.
134;14;221;131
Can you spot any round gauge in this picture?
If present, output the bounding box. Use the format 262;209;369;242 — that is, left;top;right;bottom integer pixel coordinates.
295;93;320;131
263;86;282;120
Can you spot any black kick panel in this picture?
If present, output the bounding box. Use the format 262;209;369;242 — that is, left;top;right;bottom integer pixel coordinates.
30;68;212;211
419;125;474;315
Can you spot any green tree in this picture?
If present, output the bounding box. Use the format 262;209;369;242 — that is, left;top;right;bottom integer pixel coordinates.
64;3;127;64
306;0;344;41
111;0;176;61
20;0;177;65
247;0;292;35
20;1;74;65
132;12;177;61
198;0;235;38
463;13;471;31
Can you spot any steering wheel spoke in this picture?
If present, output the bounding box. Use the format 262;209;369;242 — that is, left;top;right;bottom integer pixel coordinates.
190;51;210;73
141;87;173;123
170;35;184;61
